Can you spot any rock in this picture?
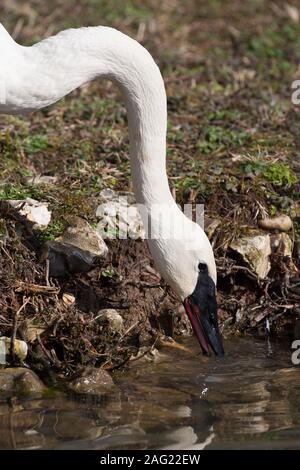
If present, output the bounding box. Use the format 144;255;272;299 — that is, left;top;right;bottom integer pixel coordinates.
62;293;75;306
96;188;145;240
68;367;116;396
230;234;271;279
290;202;300;219
258;215;292;232
270;232;293;256
26;174;58;185
44;216;108;277
0;337;28;363
95;309;124;333
270;233;298;273
285;4;299;23
5;198;51;229
14;370;46;396
0;368;46;396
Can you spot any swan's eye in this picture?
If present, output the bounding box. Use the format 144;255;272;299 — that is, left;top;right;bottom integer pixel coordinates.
198;262;207;273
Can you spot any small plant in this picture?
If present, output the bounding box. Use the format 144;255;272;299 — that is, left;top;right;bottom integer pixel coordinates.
39;221;65;241
249;34;284;59
101;267;116;278
269;205;277;216
197;126;251;154
24;134;49;154
243;160;266;176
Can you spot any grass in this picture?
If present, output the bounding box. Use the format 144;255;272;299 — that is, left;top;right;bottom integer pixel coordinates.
0;0;299;232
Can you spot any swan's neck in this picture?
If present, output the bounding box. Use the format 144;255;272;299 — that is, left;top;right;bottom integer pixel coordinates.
0;23;15;43
6;26;175;209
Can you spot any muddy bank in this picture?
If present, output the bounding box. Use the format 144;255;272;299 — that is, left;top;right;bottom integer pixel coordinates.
0;186;300;391
0;208;186;384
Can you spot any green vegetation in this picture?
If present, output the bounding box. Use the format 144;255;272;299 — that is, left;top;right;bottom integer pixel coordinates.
101;267;117;278
242;160;298;188
0;183;46;201
263;163;298;188
39;220;65;241
197;126;251;154
24;134;49;154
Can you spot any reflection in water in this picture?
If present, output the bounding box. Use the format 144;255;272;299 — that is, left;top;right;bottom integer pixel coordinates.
0;337;300;449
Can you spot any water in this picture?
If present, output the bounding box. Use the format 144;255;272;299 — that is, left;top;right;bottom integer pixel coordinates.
1;336;300;450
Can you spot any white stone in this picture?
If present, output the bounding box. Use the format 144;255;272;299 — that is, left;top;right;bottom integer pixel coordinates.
7;198;51;228
230;234;271;280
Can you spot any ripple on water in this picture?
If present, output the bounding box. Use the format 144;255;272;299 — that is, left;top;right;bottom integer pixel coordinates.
0;336;300;449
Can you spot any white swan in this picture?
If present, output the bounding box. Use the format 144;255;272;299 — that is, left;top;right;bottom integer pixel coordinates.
0;24;224;356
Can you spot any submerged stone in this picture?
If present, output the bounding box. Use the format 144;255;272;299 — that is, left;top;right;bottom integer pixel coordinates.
0;368;46;396
68;367;117;397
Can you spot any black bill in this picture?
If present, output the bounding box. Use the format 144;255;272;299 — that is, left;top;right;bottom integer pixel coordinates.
183;263;224;357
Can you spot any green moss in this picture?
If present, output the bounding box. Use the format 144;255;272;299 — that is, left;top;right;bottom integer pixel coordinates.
241;159;298;188
263;163;298;188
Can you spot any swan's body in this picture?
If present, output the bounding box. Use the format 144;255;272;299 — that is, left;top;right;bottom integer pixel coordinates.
0;23;223;355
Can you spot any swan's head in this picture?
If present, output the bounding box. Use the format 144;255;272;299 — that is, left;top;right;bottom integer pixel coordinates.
149;220;224;356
